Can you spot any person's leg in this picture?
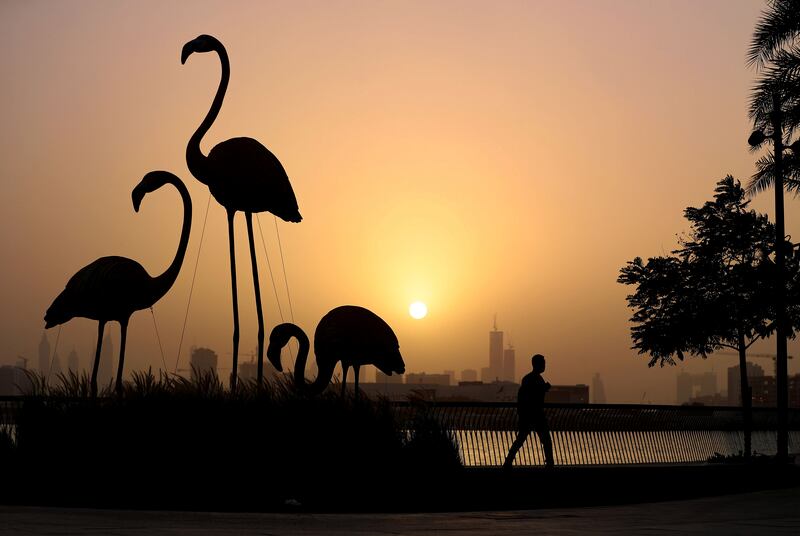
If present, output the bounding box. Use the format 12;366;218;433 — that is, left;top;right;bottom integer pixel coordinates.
535;418;554;467
503;426;530;469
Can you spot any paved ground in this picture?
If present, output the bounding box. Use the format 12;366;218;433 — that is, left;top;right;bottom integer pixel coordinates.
2;486;799;535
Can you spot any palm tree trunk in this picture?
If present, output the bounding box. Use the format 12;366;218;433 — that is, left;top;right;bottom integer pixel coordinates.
738;328;752;459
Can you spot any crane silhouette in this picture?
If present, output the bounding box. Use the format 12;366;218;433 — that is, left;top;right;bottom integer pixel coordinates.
181;34;302;391
44;171;192;396
267;305;405;397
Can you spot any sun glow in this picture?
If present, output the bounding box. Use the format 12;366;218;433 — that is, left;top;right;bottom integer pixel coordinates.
409;301;428;319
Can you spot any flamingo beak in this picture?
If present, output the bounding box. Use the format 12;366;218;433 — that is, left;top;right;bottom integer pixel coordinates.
181;42;194;65
132;188;144;212
266;345;283;372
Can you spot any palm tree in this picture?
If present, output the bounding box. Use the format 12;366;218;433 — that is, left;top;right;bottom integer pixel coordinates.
747;0;800;195
747;0;800;70
746;0;800;460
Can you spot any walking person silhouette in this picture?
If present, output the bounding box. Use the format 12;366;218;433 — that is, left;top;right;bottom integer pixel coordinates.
503;354;555;469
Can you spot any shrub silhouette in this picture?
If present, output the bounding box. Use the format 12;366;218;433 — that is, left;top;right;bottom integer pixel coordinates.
5;370;461;510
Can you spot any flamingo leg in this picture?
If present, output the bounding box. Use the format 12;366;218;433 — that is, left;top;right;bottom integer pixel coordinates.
354;365;360;402
227;209;240;391
341;363;349;397
245;212;265;387
91;321;106;398
115;318;129;395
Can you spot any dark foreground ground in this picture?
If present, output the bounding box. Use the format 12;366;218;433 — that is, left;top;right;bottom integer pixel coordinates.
2;485;799;535
3;462;799;512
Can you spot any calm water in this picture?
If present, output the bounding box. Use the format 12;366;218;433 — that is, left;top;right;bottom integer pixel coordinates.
453;429;800;466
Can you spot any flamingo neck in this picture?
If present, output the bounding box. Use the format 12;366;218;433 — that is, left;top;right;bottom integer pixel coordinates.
151;178;192;302
187;44;230;184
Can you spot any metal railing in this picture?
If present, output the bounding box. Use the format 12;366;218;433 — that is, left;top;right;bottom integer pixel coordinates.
3;396;799;466
391;402;800;466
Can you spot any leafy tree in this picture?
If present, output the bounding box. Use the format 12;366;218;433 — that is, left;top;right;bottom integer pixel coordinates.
618;176;792;457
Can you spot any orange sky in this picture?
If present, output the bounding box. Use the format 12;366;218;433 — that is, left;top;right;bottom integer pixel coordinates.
1;0;794;403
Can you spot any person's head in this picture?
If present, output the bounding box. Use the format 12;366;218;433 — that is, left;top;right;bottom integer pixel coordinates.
531;354;546;373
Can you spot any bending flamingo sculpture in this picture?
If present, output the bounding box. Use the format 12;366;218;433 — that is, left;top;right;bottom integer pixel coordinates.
181;34;301;390
44;172;192;396
267;305;405;397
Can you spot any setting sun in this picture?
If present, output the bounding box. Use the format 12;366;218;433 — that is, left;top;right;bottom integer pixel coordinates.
409;301;428;320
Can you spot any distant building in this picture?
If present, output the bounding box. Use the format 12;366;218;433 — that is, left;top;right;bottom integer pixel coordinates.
677;371;717;404
503;346;516;383
687;393;730;406
376;370;403;384
189;346;218;381
461;369;478;382
406;372;450;386
0;366;29;395
480;367;493;383
591;373;607;404
546;384;589;404
748;373;800;407
239;356;281;383
38;333;50;376
489;318;503;381
727;362;765;405
67;348;80;374
444;370;456;385
49;351;62;381
359;379;590;404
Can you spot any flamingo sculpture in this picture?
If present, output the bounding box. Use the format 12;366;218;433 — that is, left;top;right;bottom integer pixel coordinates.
181;34;301;390
267;306;406;397
44;171;192;396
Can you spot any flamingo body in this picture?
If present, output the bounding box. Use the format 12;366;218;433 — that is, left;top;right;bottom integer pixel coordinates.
44;171;192;395
45;257;153;327
267;306;406;396
205;137;301;221
182;34;302;389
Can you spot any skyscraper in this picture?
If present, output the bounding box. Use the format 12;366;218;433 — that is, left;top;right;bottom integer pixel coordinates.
728;362;765;406
461;369;478;382
503;346;516;383
592;373;607;404
38;332;50;376
49;351;62;380
489;316;503;382
67;348;80;373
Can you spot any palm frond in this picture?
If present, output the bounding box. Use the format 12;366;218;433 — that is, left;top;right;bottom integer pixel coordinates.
748;0;800;69
747;150;800;197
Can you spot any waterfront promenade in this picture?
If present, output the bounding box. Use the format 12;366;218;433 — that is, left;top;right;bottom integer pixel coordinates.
2;486;798;535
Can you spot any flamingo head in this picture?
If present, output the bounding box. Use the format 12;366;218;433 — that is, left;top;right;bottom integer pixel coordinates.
181;34;222;64
267;323;303;372
376;347;406;377
132;171;179;212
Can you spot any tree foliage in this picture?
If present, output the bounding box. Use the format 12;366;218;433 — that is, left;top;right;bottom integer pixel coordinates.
618;176;782;366
748;0;800;195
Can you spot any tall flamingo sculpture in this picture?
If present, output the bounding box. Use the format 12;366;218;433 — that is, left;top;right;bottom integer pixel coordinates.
181;34;302;390
45;171;192;396
267;306;406;397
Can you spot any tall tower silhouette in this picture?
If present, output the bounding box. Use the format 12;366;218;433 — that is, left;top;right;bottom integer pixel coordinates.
38;332;50;376
67;347;80;373
503;345;516;383
488;316;503;382
97;332;114;387
592;373;607;404
50;351;63;380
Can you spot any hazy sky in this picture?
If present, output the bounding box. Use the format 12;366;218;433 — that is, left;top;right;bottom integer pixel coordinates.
1;0;794;403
